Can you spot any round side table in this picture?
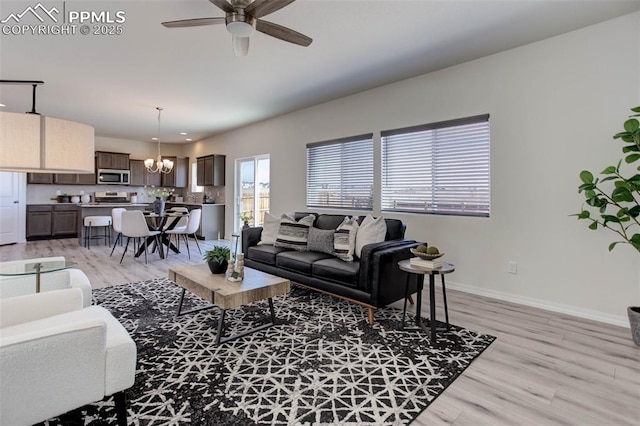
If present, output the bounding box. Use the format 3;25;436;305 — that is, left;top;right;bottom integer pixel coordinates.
397;259;455;344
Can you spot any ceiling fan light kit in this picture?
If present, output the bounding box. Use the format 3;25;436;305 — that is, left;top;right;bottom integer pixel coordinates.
162;0;312;57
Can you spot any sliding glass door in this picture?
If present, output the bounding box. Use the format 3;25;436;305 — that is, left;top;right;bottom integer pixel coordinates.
235;155;270;231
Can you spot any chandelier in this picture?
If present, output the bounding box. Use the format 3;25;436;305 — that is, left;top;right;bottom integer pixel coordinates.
144;107;173;174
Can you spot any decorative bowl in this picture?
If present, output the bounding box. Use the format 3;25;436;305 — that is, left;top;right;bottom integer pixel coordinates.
410;249;444;260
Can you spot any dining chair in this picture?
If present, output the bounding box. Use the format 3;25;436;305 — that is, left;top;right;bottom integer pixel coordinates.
119;211;161;264
163;207;189;233
165;208;202;259
109;208;127;257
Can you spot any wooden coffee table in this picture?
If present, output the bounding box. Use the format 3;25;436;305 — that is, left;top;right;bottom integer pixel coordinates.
168;264;290;344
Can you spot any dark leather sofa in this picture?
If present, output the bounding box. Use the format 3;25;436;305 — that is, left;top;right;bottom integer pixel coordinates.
242;212;421;324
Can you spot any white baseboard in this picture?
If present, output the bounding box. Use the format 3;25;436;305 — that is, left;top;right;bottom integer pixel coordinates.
446;280;630;328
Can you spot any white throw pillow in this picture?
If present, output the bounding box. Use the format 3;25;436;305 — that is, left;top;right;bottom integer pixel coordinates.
355;215;387;258
258;212;280;245
334;217;359;262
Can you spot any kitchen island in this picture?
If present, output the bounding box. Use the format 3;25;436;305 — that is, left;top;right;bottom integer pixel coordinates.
166;202;225;240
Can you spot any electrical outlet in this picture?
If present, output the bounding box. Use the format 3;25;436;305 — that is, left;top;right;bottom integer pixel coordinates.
56;190;61;195
508;261;518;274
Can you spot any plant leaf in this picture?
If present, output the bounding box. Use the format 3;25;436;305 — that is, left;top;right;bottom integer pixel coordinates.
601;166;617;174
608;242;619;251
625;154;640;164
579;170;594;184
631;106;640;113
588;222;598;230
577;210;590;219
624;118;639;133
623;145;640;153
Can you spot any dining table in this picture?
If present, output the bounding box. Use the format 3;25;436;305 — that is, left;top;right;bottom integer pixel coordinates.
136;211;189;259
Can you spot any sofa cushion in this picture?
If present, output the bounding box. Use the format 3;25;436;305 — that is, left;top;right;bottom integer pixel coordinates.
384;219;405;240
334;217;359;262
276;251;334;275
307;227;335;255
247;244;289;265
355;215;387;258
258;212;280;245
312;258;360;288
275;214;315;251
315;214;348;230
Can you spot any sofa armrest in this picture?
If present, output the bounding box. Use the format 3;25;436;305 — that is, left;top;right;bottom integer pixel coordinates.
367;242;424;307
242;226;263;255
358;239;417;291
0;288;84;328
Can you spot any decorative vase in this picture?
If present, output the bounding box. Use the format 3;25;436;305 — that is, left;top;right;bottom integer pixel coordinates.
628;306;640;346
70;196;80;203
81;194;91;204
208;259;228;274
153;197;165;215
242;221;250;230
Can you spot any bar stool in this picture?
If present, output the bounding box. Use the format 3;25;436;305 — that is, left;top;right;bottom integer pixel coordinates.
83;216;112;249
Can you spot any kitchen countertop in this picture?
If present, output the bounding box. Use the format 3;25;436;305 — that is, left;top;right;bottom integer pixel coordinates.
80;203;150;207
167;202;225;206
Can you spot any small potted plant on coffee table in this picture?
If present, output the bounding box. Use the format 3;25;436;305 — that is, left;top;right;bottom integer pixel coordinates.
204;246;231;274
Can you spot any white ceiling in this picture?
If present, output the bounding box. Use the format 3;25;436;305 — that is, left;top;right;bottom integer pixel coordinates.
1;0;638;143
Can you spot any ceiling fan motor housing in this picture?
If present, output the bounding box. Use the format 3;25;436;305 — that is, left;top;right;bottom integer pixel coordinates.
226;11;256;37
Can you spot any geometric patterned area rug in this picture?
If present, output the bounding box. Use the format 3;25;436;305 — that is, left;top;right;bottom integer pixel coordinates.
44;277;495;425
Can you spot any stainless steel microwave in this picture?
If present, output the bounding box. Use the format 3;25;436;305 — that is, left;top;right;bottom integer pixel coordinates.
97;169;130;185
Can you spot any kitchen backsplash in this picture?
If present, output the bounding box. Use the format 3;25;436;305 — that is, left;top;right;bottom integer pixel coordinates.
27;184;225;204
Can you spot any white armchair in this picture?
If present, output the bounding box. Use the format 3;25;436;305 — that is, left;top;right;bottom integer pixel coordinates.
0;256;92;307
0;288;137;425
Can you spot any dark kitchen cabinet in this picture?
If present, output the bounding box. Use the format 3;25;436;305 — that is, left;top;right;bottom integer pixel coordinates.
27;173;54;184
52;205;78;236
27;173;95;185
161;157;189;188
197;155;225;186
130;159;161;187
96;151;130;170
27;204;79;240
26;205;52;239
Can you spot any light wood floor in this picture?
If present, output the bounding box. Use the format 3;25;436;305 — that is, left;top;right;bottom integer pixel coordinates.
1;238;638;425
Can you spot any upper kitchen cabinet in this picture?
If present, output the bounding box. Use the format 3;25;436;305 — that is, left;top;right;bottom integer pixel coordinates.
161;157;189;188
27;173;95;185
197;155;225;186
129;159;161;187
27;173;54;184
96;151;130;170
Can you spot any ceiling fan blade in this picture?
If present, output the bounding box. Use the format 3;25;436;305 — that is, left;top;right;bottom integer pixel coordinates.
162;17;225;28
232;35;250;57
245;0;296;19
256;19;312;47
209;0;235;13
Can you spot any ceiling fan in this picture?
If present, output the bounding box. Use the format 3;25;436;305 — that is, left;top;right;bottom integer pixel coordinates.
162;0;312;57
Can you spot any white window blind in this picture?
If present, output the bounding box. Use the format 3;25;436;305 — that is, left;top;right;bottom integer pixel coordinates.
307;134;374;210
381;114;490;217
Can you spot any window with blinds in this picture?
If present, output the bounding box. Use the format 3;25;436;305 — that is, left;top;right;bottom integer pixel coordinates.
381;114;490;217
306;134;374;210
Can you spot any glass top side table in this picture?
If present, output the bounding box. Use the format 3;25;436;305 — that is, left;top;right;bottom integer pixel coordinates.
0;260;78;293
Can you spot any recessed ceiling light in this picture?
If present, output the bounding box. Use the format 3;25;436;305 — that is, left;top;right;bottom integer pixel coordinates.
152;137;158;141
185;138;192;141
0;103;5;107
180;132;187;135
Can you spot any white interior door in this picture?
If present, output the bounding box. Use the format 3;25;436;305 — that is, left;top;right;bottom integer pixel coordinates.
0;172;21;245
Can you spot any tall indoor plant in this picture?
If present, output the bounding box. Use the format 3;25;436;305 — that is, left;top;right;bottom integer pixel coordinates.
574;106;640;345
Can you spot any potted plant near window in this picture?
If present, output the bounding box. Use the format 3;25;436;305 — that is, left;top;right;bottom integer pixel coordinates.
240;212;253;230
203;245;231;274
573;106;640;346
